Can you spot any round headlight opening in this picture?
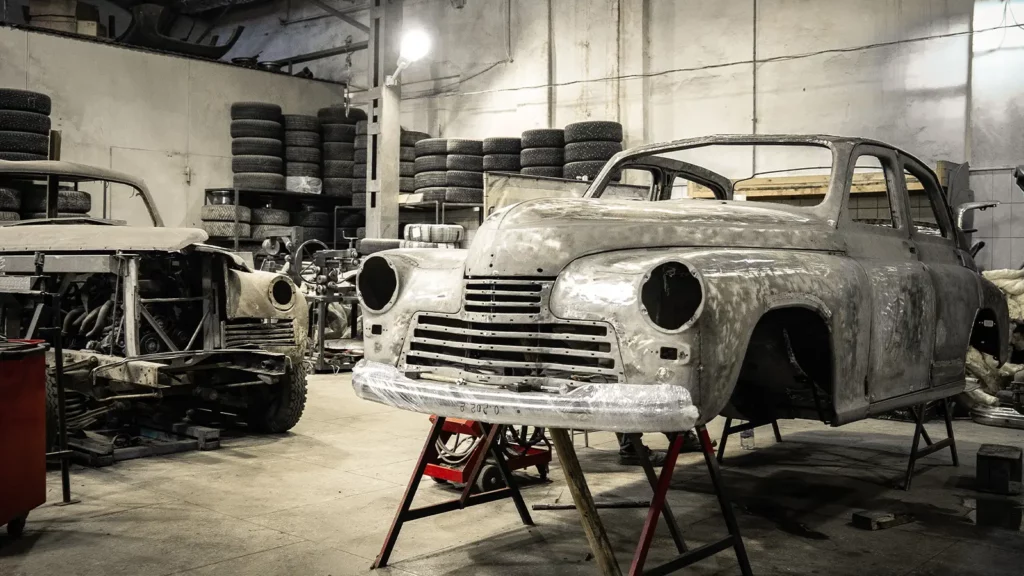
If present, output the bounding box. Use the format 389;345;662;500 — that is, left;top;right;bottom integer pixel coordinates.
271;279;293;306
359;256;398;312
641;262;702;331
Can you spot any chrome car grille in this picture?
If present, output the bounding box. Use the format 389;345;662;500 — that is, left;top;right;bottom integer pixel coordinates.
222;319;296;348
404;314;621;383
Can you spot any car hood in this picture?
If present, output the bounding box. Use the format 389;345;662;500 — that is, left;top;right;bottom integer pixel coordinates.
464;197;842;276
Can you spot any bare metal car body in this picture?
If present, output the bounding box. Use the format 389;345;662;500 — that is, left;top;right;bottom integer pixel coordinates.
352;135;1010;432
0;161;309;437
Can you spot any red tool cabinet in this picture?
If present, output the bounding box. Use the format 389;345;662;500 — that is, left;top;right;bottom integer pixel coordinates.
0;340;48;537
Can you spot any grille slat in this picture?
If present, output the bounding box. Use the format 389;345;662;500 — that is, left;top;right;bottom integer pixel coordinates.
406;349;620;376
462;278;544;314
224;319;296;348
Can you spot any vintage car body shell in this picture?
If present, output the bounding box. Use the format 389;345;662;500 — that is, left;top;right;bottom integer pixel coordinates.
355;135;1011;431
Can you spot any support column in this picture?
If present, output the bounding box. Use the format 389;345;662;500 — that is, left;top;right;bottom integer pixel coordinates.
365;0;403;239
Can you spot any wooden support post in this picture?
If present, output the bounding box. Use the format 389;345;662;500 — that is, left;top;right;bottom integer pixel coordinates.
550;428;622;576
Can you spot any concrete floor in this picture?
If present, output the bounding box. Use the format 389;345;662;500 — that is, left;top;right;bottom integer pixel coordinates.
1;374;1022;576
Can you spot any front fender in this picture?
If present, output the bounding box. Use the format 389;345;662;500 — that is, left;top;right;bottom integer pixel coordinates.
359;249;468;363
550;248;869;423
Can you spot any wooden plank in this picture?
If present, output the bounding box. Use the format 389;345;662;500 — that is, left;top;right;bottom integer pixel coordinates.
549;428;622;576
688;172;926;199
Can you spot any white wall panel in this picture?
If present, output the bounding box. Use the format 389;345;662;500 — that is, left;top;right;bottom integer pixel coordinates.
0;27;28;87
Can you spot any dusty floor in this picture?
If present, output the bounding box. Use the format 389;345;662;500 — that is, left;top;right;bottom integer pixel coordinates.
1;373;1022;576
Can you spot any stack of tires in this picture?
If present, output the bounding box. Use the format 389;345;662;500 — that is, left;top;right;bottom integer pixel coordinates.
563;121;623;182
319;106;362;201
19;187;91;220
0;89;52;161
291;205;330;242
230;102;285;191
351;125;425;207
519;129;565;178
482;137;521;174
282;114;321;192
201;201;251;240
412;138;485;205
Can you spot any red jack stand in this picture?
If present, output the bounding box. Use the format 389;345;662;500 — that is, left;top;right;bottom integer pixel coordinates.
424;417;552;490
372;417;535;569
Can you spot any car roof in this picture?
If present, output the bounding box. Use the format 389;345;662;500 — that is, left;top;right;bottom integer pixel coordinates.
0;224;207;252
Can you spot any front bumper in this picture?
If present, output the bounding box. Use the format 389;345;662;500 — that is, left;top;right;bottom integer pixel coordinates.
351;360;700;433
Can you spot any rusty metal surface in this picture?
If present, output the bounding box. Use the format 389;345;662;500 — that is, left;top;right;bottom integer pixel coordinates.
224;269;309;356
358;135;1011;429
0;224;206;253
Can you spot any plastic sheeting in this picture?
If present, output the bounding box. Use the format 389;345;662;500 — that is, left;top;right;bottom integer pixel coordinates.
286;176;323;194
351;359;700;432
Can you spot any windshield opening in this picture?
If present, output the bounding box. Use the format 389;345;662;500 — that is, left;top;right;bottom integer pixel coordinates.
590;142;835;208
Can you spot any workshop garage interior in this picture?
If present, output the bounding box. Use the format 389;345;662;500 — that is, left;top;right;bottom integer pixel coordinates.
1;0;1024;574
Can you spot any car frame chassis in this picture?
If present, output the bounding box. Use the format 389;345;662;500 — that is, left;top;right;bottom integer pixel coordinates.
0;160;309;440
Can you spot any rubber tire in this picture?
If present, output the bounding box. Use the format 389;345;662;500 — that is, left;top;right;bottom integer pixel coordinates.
521;128;564;148
323;178;353;198
324;124;357;143
400;176;416;193
0;210;19;221
324;160;355;178
414;154;483;173
0;130;48;154
353;180;366;194
483;154;521;171
251;207;289;225
351;163;366;178
483;137;521;154
564;121;623;144
0;110;50;134
353;135;368;149
231;120;282;139
292;210;329;227
446;170;483;188
284;131;320;147
232;137;283;156
234;172;285;190
232;155;283;174
303;226;330;242
415;138;486;157
355;227;366;239
400;146;416;162
0;187;20;210
247;368;307;433
415;171;448;190
201;204;251;223
399;162;415;177
413;155;446;173
318;105;365;124
286;162;320;178
202;221;251;238
338;213;365;227
354;148;367;163
357;238;401;255
352;192;366;207
564;140;623;162
0;152;46;161
22;189;91;212
285;146;321;163
282;114;319;131
323;142;355;160
444;187;484;203
521;166;565;178
520;147;564;167
0;89;51;114
414;187;449;202
252;224;288;240
355;120;368;135
401;131;432;146
230;101;281;121
564;160;620;181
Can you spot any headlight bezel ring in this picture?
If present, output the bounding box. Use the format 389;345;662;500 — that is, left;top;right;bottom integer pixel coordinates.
358;255;400;314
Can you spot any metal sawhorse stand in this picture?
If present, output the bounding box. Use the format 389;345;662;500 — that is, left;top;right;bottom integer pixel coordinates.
549;425;754;576
901;397;958;490
716;417;782;463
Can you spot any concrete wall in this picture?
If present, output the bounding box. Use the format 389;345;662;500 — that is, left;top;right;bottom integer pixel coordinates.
0;25;346;227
